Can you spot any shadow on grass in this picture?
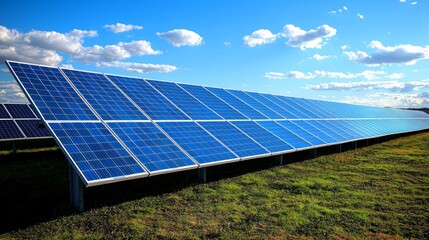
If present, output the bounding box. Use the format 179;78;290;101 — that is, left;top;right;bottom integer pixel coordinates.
0;131;420;233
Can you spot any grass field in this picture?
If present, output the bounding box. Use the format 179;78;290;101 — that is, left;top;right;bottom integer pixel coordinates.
0;132;428;239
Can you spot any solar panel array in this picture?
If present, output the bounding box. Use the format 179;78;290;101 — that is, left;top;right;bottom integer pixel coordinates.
7;60;429;187
0;103;51;141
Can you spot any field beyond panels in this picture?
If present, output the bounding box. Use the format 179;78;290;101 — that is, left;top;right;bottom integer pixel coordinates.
0;132;428;239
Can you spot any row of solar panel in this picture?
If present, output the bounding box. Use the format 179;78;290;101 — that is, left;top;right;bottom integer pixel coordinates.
49;118;429;184
0;103;37;119
0;103;51;141
8;62;428;122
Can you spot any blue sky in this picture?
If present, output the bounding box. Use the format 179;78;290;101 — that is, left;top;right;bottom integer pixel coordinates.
0;0;428;107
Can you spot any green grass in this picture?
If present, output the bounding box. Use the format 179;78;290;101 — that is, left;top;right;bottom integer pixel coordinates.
0;132;428;239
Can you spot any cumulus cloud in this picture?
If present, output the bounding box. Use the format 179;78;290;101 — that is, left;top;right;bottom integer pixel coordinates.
72;40;161;63
243;29;278;47
306;79;429;92
281;24;337;50
0;81;28;103
342;92;429;108
344;40;429;66
341;45;349;50
312;54;335;60
104;23;143;33
157;29;203;47
97;61;177;73
266;69;396;80
357;13;364;19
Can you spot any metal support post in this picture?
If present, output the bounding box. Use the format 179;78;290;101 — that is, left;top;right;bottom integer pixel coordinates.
311;149;317;158
198;168;207;183
69;165;84;212
336;144;342;153
12;141;16;154
275;155;284;165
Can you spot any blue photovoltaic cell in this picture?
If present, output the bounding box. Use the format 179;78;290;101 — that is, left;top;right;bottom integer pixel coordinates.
256;121;312;149
178;83;247;120
206;87;267;119
276;120;326;146
49;122;145;183
4;104;36;118
157;121;238;165
107;75;189;120
16;120;51;138
246;92;298;119
275;96;315;119
108;121;196;172
293;98;332;118
231;121;294;153
199;121;269;158
227;90;283;119
331;120;365;139
7;61;98;121
148;80;221;120
306;120;348;142
62;69;147;121
316;120;355;140
0;105;11;118
0;120;24;140
294;121;338;144
339;120;373;138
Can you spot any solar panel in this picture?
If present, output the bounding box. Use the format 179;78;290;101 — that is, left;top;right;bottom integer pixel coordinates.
205;87;268;119
178;83;247;120
0;105;11;118
275;96;317;119
147;80;222;120
62;69;147;121
157;121;239;166
107;121;197;173
293;121;338;144
276;120;326;146
106;75;189;120
49;122;146;185
245;92;298;119
230;120;294;154
255;120;312;149
198;121;270;159
0;120;24;140
227;90;283;119
315;120;355;140
15;120;51;138
4;104;36;118
292;98;332;118
305;120;349;142
7;62;98;121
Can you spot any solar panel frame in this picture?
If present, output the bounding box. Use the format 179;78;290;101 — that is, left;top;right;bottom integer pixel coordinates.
6;61;99;121
0;120;25;141
15;119;51;139
276;120;327;147
0;104;11;119
241;92;298;119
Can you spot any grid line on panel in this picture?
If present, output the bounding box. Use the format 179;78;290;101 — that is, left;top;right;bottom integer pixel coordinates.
7;61;98;121
274;96;314;119
198;121;270;158
178;83;248;120
15;120;51;138
227;89;283;119
292;98;332;118
315;120;355;140
205;87;268;119
4;104;37;119
255;121;313;150
106;75;190;120
305;120;348;142
0;105;11;118
107;121;197;172
49;122;146;183
146;79;222;120
230;121;294;153
157;121;238;165
296;121;339;144
246;92;298;119
61;69;147;121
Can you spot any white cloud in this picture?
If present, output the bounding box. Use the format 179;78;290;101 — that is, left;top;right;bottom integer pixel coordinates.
400;0;406;2
343;6;348;10
341;45;349;50
281;24;337;50
306;79;429;92
264;72;285;79
328;10;336;14
157;29;203;47
410;1;417;5
344;40;429;66
224;41;232;47
60;64;73;69
357;13;364;19
0;81;28;103
243;29;278;47
312;54;335;60
342;92;429;108
329;6;348;14
266;69;395;80
97;61;177;73
72;40;162;63
104;23;143;33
